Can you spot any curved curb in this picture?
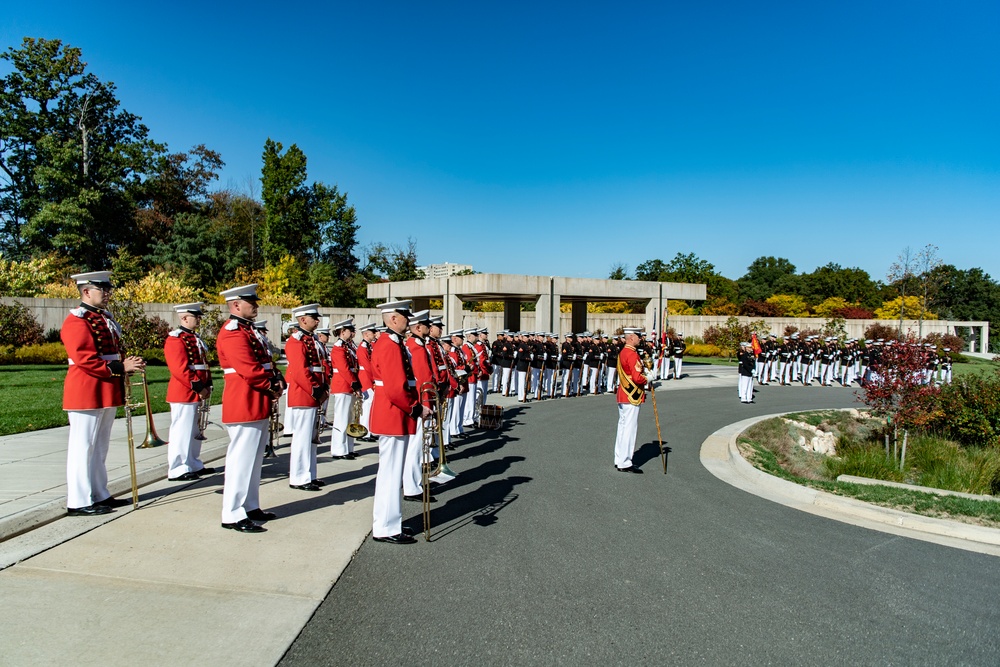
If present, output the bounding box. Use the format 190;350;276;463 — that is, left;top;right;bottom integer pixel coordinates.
699;412;1000;557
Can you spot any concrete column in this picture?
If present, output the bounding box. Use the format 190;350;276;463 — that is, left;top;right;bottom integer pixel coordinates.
571;301;587;333
983;324;990;354
645;299;658;334
504;298;521;332
536;294;559;333
446;295;463;333
551;293;562;336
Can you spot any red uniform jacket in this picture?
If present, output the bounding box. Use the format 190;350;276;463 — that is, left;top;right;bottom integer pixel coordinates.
474;340;492;375
217;316;278;423
369;331;418;436
462;343;478;382
357;339;374;392
616;345;647;405
285;328;326;408
405;336;435;408
449;348;469;395
164;327;211;404
329;338;359;394
61;305;125;410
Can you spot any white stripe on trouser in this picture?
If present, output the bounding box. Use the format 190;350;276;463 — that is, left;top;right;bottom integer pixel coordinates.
66;407;116;508
517;370;528;401
450;392;466;436
501;366;512;395
372;435;406;538
674;357;683;379
221;419;268;524
404;417;426;496
738;375;754;402
330;393;355;456
287;406;318;485
606;368;618;393
282;391;293;435
614;402;640;469
361;389;373;430
167;402;202;477
463;380;478;424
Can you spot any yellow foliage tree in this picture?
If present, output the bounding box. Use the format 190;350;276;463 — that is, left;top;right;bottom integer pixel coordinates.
700;297;738;316
812;296;852;318
116;271;201;303
0;254;69;296
874;296;937;320
472;301;505;312
39;281;81;298
667;299;695;315
227;255;303;308
766;294;811;317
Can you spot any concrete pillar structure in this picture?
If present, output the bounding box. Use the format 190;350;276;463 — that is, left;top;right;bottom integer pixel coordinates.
571;302;587;333
445;294;463;333
504;298;521;332
535;292;560;334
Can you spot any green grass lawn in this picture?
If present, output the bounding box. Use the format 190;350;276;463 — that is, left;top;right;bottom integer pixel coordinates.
952;355;999;378
0;365;226;437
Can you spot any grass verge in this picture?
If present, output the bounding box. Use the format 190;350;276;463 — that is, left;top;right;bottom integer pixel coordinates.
738;413;1000;528
0;365;226;437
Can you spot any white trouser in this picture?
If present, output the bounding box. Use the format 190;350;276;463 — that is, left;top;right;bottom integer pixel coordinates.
491;366;502;393
404;417;427;496
517;370;528;401
659;358;670;380
221;419;268;523
286;406;318;485
479;378;489;401
674;357;683;380
606;368;618;393
330;392;355;456
450;392;466;436
588;367;599;393
781;361;792;384
501;366;513;395
66;407;116;508
543;368;555;397
738;375;754;402
509;366;519;393
531;367;542;397
464;380;478;424
167;402;202;477
581;365;591;392
561;368;571;396
441;397;453;447
755;361;764;381
372;435;406;538
360;388;373;430
614;402;640;469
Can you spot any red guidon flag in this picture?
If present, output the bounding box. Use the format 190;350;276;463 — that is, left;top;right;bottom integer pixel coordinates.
751;333;762;356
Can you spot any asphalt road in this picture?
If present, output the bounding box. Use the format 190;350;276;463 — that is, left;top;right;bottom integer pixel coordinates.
280;384;1000;667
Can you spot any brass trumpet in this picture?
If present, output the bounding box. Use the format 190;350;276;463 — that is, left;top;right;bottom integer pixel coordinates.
346;392;369;439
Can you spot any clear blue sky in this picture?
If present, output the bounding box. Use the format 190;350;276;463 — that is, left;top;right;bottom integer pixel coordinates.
4;1;999;282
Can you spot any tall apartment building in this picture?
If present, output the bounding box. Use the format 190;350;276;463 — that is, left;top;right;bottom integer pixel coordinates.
417;262;473;279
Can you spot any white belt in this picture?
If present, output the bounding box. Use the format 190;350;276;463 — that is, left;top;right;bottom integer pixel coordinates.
374;380;383;386
437;365;447;371
262;363;272;370
408;380;416;387
68;353;120;366
359;365;366;371
332;368;339;373
310;366;324;372
189;364;208;371
223;362;272;374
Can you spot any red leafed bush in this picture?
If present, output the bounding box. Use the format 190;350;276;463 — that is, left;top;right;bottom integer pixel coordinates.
862;336;942;430
835;306;875;319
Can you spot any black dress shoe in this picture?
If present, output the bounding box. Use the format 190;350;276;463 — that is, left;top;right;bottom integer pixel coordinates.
403;494;436;503
222;518;265;533
67;504;113;516
373;533;417;544
330;454;351;460
311;479;327;487
615;465;643;474
195;467;216;476
169;471;200;482
345;452;358;460
246;509;277;521
290;482;322;491
96;496;131;508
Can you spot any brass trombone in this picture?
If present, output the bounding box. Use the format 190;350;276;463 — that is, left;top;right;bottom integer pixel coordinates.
419;382;457;541
122;372;145;508
134;369;166;449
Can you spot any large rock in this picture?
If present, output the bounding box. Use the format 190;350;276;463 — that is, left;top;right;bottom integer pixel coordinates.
786;419;837;455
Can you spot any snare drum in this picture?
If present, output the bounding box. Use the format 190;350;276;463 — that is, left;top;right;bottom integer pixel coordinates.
478;404;502;429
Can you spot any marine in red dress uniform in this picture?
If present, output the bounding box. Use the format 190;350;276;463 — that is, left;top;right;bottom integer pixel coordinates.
329;318;361;459
164;302;214;481
614;328;648;473
284;303;328;490
61;271;145;515
402;310;437;501
216;284;283;533
370;300;431;544
356;322;377;436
